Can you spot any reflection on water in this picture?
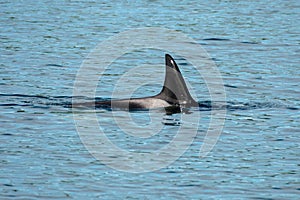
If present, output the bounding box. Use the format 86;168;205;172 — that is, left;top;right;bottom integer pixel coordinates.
1;0;299;199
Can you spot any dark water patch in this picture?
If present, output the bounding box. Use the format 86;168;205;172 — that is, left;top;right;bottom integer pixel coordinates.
1;133;13;136
0;93;49;99
211;57;219;61
177;62;189;66
0;103;23;106
224;84;238;88
203;38;230;41
0;93;74;110
274;138;284;141
271;187;282;190
286;106;299;110
0;103;33;107
165;170;177;173
3;184;13;187
45;64;65;67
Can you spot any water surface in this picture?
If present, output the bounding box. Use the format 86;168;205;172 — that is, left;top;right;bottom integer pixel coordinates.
1;0;299;199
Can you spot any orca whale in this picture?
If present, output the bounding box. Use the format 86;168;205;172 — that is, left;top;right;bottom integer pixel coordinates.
73;54;198;111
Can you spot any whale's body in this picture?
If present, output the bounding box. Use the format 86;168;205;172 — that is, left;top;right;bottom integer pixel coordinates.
73;54;198;111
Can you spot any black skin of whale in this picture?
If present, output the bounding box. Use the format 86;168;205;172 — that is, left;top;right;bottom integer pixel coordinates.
73;54;199;112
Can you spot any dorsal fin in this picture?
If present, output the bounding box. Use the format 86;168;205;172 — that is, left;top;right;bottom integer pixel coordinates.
156;54;198;106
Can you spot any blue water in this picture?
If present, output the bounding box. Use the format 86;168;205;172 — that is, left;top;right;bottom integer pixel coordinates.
1;0;300;199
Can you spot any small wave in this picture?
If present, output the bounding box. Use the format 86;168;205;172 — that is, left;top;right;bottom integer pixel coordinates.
203;38;230;41
45;64;65;67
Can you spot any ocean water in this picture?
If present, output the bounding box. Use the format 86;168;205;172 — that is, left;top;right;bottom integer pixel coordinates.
1;0;299;199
